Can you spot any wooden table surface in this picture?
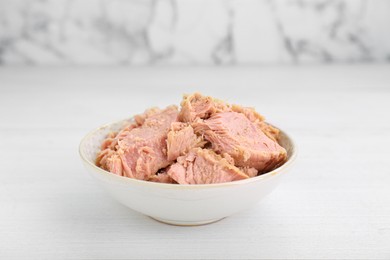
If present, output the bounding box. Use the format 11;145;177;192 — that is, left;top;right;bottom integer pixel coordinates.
1;65;389;259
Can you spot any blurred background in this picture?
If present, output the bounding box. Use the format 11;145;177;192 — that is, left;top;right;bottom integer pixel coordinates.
1;0;390;65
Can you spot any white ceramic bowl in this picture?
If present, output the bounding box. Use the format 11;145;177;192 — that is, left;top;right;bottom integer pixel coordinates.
79;118;297;226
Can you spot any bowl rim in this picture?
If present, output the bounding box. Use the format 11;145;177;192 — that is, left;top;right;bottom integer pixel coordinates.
79;118;297;190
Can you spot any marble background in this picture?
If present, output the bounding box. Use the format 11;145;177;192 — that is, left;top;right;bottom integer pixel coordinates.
0;0;390;65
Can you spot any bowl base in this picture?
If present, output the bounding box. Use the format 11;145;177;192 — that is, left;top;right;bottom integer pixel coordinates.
150;216;225;226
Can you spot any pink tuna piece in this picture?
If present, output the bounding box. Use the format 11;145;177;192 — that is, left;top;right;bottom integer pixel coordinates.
231;104;280;142
178;93;280;142
97;92;287;184
148;170;177;184
166;122;205;161
117;105;179;180
193;111;286;173
239;166;258;178
178;93;229;122
167;148;249;184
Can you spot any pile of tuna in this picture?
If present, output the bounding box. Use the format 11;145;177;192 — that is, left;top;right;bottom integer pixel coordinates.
96;93;287;184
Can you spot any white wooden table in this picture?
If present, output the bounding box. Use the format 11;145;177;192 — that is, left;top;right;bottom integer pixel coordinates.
1;65;389;259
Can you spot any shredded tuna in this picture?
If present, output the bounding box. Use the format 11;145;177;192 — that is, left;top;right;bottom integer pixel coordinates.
96;93;288;184
97;106;178;181
178;92;229;122
117;105;178;180
166;122;206;161
192;111;287;173
148;169;177;184
167;148;249;184
231;104;265;122
239;166;258;178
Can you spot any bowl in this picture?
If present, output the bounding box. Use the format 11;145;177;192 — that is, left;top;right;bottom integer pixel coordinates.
79;118;297;226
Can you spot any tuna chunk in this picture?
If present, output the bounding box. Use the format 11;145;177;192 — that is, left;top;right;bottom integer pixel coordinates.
239;166;258;178
97;109;157;167
97;92;288;184
167;148;249;184
97;106;179;180
178;93;229;122
96;149;123;176
193;111;287;173
257;121;280;143
166;122;205;161
100;131;118;150
133;107;161;126
116;108;161;141
178;93;281;142
231;104;280;142
117;105;178;180
231;104;265;122
148;170;177;184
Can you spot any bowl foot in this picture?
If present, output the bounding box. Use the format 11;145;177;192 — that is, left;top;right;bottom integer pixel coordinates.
150;216;225;226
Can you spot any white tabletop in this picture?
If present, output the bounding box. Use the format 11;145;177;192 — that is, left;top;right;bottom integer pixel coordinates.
1;65;389;259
